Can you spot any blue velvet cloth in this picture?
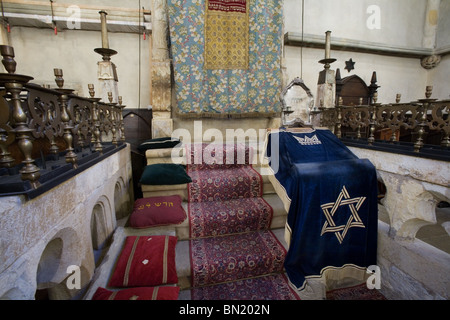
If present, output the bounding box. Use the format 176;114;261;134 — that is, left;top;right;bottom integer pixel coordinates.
267;129;378;290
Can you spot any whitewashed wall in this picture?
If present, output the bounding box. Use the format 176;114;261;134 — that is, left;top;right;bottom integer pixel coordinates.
1;0;151;110
284;0;427;48
283;0;449;104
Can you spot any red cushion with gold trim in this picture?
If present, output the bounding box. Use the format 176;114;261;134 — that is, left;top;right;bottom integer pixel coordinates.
108;235;178;287
92;286;180;300
129;195;186;228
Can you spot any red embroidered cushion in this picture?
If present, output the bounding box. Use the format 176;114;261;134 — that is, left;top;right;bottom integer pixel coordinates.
108;235;178;287
129;195;187;228
92;286;180;300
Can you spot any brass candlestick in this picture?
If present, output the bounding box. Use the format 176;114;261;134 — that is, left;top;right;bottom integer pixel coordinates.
1;44;16;73
368;92;380;145
325;30;331;59
95;11;117;61
415;86;437;152
107;91;118;146
99;10;109;49
88;84;103;153
53;68;77;168
118;96;126;142
0;45;40;187
319;31;336;69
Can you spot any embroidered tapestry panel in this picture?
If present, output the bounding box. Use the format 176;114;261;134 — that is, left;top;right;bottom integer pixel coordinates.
205;0;249;69
168;0;282;118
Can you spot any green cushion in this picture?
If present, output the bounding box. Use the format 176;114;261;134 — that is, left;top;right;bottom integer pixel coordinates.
138;137;181;152
139;163;192;185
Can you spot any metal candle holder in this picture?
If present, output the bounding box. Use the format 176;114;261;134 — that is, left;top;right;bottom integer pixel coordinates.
319;31;336;69
0;45;40;187
94;11;117;61
53;68;78;168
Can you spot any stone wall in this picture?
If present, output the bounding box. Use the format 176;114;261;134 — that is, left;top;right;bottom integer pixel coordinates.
0;144;133;300
7;24;150;111
349;146;450;299
283;0;449;104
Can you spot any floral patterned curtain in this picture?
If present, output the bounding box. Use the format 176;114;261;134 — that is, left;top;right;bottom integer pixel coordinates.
168;0;283;118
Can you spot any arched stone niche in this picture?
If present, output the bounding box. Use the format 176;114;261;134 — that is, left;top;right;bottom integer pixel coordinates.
35;227;82;298
90;197;111;251
114;176;131;221
90;195;113;268
36;238;63;289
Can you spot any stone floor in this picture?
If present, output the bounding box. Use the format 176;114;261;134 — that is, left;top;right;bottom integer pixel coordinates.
416;206;450;254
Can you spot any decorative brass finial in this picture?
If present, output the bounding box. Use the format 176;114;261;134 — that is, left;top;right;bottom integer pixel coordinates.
0;45;16;74
54;68;64;88
88;83;95;98
425;86;433;99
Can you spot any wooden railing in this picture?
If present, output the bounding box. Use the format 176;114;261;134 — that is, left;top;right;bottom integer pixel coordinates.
0;45;125;190
314;87;449;153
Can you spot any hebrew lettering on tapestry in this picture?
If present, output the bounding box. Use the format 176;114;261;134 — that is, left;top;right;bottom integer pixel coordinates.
168;0;283;118
204;0;249;70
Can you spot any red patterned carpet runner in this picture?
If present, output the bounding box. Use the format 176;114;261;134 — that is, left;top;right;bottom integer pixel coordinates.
191;273;299;300
187;143;287;291
326;283;387;300
187;165;262;202
189;197;272;238
187;143;268;238
190;230;286;287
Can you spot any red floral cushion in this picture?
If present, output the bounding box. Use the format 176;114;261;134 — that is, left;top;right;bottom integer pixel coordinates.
108;235;178;287
129;195;186;228
92;286;180;300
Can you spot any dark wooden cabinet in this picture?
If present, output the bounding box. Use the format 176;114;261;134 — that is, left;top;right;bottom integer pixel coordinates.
339;75;370;106
122;108;153;151
122;108;152;200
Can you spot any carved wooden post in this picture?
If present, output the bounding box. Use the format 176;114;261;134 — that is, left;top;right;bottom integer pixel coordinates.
368;71;380;104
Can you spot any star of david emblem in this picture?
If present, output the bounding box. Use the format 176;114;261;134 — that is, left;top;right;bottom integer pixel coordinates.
345;58;355;72
320;186;366;244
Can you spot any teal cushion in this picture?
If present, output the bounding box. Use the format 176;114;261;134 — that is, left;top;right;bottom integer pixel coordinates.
139;164;192;185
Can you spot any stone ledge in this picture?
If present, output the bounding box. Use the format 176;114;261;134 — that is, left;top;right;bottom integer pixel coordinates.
0;143;127;200
284;32;450;58
377;220;450;300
